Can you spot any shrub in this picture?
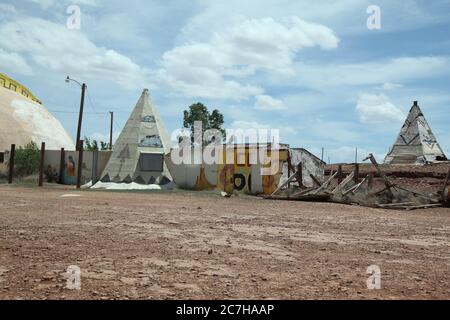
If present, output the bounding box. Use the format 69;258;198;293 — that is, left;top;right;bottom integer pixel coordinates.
13;141;40;177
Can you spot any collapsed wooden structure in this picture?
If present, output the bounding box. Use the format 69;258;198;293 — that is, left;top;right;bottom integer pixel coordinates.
266;153;449;210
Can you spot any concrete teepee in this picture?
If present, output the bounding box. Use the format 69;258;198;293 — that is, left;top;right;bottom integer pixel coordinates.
384;101;447;165
100;89;172;184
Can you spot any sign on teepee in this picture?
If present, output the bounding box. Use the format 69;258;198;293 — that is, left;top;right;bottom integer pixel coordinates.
384;101;447;165
100;89;172;184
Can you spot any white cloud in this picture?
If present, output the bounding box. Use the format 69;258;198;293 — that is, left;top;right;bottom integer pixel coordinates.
156;16;338;101
27;0;97;10
254;94;285;110
27;0;59;9
0;48;33;75
229;120;297;143
294;56;450;90
0;17;149;90
380;82;404;91
0;4;17;16
183;0;450;37
230;120;271;129
356;93;405;124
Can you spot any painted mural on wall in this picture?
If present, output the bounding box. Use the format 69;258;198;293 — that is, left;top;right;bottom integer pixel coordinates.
166;148;288;194
139;135;163;148
63;155;77;185
42;150;110;186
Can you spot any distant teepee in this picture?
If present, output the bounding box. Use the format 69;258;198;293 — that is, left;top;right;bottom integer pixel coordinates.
100;89;172;184
384;101;447;165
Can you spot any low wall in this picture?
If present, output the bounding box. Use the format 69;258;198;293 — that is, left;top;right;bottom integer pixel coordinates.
165;146;290;195
44;149;112;185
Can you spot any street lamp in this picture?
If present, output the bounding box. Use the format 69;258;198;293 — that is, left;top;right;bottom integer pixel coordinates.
66;76;86;151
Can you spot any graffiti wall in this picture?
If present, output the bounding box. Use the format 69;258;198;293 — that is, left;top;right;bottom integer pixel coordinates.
166;146;289;195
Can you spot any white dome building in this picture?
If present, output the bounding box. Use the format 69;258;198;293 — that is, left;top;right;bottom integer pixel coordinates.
0;72;75;152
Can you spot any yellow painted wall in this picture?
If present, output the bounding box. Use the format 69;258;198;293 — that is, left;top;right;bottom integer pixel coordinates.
214;146;288;195
0;72;42;104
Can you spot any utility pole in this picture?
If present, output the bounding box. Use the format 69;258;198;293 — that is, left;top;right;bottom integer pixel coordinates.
109;111;113;150
321;147;324;162
75;83;86;151
355;147;358;164
66;76;86;151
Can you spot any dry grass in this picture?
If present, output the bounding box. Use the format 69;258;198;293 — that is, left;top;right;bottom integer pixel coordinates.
0;164;41;185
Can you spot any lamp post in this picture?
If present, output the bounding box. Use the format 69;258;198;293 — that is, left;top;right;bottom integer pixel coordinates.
66;76;86;151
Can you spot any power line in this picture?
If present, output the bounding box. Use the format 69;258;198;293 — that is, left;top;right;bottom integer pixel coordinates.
85;87;99;114
85;88;124;134
48;109;107;115
50;87;124;135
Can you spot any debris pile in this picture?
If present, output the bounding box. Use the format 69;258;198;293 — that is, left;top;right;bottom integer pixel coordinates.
266;153;448;210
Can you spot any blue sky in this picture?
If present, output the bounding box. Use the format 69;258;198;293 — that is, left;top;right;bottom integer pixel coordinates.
1;0;449;162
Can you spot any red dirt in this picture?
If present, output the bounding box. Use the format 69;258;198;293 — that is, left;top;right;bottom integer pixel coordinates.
0;185;449;300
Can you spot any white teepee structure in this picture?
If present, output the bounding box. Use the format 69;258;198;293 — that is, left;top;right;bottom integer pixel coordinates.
384;101;447;165
100;89;172;184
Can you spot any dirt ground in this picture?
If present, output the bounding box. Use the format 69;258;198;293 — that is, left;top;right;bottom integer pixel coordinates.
0;184;449;300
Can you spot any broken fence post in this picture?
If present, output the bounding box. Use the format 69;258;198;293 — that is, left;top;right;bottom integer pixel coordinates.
297;162;303;188
38;142;45;187
58;148;65;184
313;171;338;195
8;144;15;184
442;168;450;201
354;163;359;184
337;165;343;184
332;172;354;194
287;152;293;188
76;140;84;189
310;174;322;187
271;170;298;196
367;173;374;189
364;153;394;200
92;148;99;185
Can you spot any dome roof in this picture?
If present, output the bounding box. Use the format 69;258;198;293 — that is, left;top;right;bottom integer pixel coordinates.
0;85;75;151
0;72;42;104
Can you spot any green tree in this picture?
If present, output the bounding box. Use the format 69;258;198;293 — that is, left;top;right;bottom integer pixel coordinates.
182;103;226;144
13;141;40;177
100;141;111;150
84;137;111;151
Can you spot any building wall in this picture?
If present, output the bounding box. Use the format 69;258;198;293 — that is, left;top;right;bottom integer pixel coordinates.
165;146;289;195
280;148;325;187
43;150;112;185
